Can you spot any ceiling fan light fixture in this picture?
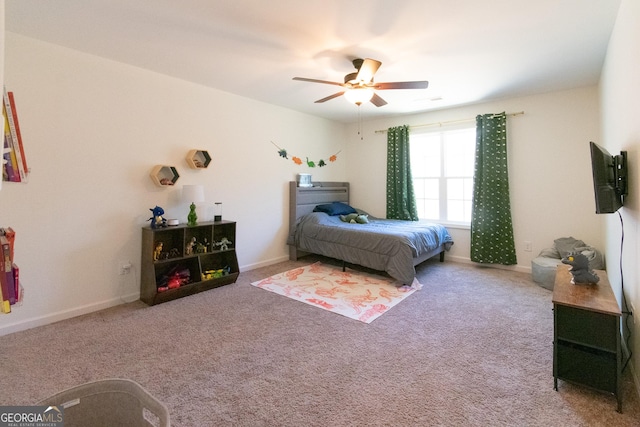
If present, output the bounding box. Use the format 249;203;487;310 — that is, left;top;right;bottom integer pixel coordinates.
294;57;426;108
344;88;374;105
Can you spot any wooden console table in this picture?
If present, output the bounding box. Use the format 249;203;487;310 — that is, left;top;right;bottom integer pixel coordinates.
552;264;622;412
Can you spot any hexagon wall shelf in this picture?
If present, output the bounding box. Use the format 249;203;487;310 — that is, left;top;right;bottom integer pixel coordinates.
186;149;211;169
150;165;180;187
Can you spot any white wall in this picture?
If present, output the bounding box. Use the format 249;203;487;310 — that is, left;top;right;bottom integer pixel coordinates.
0;33;347;335
345;86;603;272
600;0;640;389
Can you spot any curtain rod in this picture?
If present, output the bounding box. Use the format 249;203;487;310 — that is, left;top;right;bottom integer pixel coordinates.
374;111;525;134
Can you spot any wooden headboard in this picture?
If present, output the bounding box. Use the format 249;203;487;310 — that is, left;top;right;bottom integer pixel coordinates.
289;181;350;223
288;181;350;260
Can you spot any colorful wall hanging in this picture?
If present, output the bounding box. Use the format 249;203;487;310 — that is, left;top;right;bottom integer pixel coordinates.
271;141;340;168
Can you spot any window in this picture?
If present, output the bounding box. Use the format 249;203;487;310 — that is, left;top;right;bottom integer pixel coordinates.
410;126;475;226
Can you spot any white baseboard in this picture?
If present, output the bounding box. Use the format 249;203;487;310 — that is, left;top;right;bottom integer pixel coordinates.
240;255;290;272
0;292;139;337
447;255;532;274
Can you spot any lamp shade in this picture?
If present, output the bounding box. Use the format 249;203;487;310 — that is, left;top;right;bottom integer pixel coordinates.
344;88;374;105
182;184;205;203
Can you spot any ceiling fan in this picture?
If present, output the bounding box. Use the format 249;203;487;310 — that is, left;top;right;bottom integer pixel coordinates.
293;58;428;107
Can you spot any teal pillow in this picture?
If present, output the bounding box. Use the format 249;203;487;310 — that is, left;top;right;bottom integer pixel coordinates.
314;202;357;216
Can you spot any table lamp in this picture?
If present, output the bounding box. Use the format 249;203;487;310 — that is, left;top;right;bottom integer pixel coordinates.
182;184;205;226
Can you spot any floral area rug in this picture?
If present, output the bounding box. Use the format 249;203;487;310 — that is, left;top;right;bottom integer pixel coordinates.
251;262;421;323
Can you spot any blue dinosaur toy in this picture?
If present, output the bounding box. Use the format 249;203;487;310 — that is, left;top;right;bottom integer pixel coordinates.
148;205;167;229
562;252;600;284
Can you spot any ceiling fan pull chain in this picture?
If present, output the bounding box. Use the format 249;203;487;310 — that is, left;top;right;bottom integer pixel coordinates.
358;106;364;140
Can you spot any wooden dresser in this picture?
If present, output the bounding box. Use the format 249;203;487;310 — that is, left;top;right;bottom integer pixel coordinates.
552;264;622;412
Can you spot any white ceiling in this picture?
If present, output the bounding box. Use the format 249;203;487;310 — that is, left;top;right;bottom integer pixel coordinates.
5;0;621;123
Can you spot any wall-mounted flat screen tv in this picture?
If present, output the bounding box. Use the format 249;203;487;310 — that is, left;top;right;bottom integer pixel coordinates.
590;141;628;214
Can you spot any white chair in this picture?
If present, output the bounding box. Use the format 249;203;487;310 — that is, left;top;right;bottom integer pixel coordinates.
37;378;170;427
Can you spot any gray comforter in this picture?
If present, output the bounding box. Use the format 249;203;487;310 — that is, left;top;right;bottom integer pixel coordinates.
289;212;454;284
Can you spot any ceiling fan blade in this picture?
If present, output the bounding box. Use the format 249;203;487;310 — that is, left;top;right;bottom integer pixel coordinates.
374;81;429;90
293;77;344;87
370;93;388;107
315;91;345;103
355;58;382;83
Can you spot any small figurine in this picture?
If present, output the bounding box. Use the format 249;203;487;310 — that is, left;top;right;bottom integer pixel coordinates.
153;242;163;261
148;206;167;229
562;252;600;284
216;237;232;251
187;202;198;226
185;237;196;255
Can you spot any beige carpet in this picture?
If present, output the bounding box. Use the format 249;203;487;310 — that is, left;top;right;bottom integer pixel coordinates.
0;255;638;426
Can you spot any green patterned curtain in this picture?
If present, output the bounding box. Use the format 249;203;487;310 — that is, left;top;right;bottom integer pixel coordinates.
470;113;517;265
386;125;419;220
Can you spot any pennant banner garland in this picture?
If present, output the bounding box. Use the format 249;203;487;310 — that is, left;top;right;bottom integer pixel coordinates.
271;141;340;168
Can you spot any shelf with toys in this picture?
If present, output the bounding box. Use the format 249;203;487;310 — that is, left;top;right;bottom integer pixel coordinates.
140;219;238;305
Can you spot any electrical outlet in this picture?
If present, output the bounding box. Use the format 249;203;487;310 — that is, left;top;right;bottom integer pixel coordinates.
119;262;132;275
524;241;532;252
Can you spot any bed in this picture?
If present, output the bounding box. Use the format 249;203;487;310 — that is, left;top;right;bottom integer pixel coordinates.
287;181;454;284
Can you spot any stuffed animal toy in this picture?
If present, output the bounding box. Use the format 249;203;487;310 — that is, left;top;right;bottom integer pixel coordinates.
339;213;369;224
148;206;167;229
561;252;600;284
